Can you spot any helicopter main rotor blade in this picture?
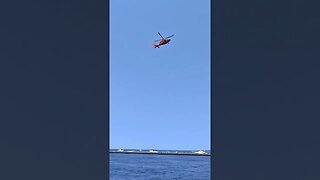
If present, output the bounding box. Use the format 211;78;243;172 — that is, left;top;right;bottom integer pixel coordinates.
158;32;165;39
165;35;174;39
154;39;162;42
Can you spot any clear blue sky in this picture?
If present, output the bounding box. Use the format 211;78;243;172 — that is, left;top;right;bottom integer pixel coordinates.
110;0;210;150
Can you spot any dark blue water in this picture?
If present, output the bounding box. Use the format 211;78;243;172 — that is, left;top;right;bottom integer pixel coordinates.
110;153;210;180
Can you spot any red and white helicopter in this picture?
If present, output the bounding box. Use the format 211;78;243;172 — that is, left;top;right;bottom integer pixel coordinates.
153;32;174;48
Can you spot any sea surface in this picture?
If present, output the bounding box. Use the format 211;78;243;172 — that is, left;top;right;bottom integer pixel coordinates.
110;150;210;180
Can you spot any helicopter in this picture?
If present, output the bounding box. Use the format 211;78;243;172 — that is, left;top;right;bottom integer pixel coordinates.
153;32;174;48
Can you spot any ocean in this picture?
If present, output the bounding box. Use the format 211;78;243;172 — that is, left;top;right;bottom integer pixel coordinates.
110;152;210;180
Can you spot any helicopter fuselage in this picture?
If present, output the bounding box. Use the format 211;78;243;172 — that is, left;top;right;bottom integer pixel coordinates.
154;39;170;48
159;39;170;45
153;32;173;48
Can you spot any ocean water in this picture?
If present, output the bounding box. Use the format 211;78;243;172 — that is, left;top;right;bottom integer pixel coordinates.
110;153;210;180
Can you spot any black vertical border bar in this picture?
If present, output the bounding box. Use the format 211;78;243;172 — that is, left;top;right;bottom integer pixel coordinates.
210;0;214;179
0;0;109;179
107;0;110;179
